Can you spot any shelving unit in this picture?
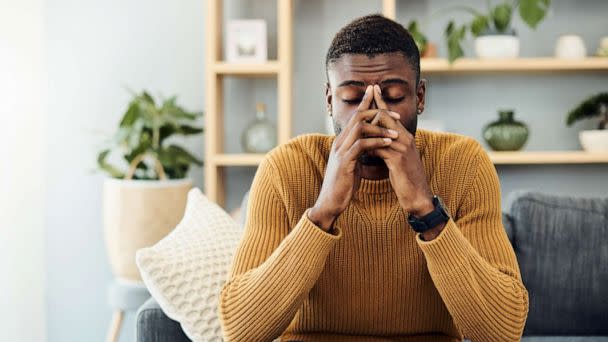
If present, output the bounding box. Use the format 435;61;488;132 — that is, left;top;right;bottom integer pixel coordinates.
488;151;608;165
420;57;608;73
204;0;608;206
204;0;292;206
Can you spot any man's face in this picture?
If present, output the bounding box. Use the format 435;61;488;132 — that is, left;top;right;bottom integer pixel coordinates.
325;52;426;165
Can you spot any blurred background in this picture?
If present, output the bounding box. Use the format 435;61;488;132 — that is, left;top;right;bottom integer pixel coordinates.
1;0;607;341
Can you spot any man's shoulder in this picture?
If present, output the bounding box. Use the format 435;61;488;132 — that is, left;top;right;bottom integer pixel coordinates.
419;129;484;163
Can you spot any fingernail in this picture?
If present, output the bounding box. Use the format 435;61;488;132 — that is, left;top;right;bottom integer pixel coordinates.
389;111;401;119
374;84;381;93
383;138;392;143
387;129;398;136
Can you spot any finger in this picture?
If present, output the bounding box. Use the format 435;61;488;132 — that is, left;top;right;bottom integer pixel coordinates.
339;109;398;145
371;110;401;131
341;121;398;152
373;84;388;110
365;145;400;167
346;137;393;160
356;85;375;111
334;109;378;148
384;140;409;153
369;109;400;126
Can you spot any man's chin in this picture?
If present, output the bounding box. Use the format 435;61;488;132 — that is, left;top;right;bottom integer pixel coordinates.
359;153;385;166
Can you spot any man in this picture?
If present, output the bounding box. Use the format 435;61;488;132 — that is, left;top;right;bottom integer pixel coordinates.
219;14;528;342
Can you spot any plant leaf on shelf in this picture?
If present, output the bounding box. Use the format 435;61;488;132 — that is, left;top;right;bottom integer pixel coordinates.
470;15;489;36
492;3;513;32
446;21;466;63
519;0;551;29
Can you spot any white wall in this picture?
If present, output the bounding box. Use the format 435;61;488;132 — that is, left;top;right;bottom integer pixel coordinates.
0;0;47;341
44;0;205;340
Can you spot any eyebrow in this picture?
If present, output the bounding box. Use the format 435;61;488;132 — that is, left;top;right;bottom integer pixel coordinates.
337;78;408;88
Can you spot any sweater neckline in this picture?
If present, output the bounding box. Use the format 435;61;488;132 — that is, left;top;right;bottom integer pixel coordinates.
358;177;393;194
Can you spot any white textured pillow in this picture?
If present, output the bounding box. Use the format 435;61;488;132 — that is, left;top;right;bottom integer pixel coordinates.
136;187;243;341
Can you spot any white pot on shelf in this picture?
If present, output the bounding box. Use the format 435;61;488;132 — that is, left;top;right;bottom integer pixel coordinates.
579;130;608;152
474;31;520;59
555;35;587;59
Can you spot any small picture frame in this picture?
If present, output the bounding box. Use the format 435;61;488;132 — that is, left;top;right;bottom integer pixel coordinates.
226;19;267;63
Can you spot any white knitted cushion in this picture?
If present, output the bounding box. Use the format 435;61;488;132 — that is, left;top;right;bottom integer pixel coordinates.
136;187;243;341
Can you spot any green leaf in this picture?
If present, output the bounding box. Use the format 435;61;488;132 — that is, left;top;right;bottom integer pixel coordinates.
519;0;550;29
128;119;145;150
566;93;608;126
97;149;125;178
140;91;155;105
112;126;131;145
471;15;489;36
119;101;140;127
177;125;204;135
492;3;513;32
407;20;428;54
445;21;466;63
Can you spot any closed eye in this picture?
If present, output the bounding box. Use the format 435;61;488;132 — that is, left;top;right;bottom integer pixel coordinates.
342;96;405;105
385;96;405;103
342;99;361;104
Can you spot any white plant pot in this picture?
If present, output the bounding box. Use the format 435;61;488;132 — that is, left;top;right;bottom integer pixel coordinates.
474;35;520;59
103;178;192;281
579;130;608;152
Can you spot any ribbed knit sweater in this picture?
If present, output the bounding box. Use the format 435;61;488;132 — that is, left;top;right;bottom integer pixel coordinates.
218;129;529;342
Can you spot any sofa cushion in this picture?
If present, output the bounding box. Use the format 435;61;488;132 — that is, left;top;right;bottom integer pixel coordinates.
507;191;608;336
136;297;191;342
136;188;244;341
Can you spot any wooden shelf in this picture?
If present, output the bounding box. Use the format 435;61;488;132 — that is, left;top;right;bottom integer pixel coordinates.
205;0;293;206
213;61;281;76
210;151;608;167
213;153;266;166
421;57;608;74
488;151;608;165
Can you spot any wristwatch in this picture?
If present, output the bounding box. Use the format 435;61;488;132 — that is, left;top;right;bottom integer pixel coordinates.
408;195;450;233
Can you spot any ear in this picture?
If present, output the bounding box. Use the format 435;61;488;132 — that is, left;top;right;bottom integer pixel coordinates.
325;82;332;114
416;78;427;114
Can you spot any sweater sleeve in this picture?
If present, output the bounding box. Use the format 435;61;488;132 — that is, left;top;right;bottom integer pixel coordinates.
415;147;529;342
218;156;343;342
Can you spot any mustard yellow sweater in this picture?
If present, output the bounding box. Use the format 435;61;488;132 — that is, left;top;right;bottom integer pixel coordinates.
218;129;529;342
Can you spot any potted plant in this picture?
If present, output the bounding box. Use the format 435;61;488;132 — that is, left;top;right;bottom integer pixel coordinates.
406;20;437;58
97;90;204;281
443;0;551;62
566;92;608;152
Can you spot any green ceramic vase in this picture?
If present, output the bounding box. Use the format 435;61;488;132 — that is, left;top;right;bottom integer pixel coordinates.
482;110;529;151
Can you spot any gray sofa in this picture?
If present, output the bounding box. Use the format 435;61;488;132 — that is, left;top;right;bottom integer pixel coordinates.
136;191;608;341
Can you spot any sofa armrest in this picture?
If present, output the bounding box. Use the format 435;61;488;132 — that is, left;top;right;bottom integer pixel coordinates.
136;297;191;342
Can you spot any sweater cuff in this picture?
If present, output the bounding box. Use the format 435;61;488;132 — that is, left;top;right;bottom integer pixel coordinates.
285;208;342;271
415;218;475;275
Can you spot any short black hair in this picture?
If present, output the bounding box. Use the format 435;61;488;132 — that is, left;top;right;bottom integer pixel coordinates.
325;13;420;84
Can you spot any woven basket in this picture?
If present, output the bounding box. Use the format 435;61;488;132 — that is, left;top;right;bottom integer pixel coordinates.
102;154;193;281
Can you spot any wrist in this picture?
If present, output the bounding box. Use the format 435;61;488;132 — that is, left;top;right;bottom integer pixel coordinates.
419;222;446;241
408;195;434;217
308;206;337;232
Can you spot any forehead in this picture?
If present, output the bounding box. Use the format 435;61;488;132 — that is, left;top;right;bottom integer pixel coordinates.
328;52;415;86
